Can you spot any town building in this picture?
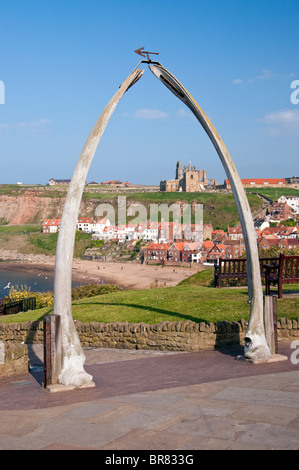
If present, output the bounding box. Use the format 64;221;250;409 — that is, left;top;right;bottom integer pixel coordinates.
212;229;228;243
200;240;215;262
48;178;71;186
181;242;202;263
144;243;170;262
285;176;299;188
254;217;270;232
224;178;286;190
203;223;214;240
102;180;131;187
278;195;299;215
182;223;203;243
223;239;246;258
93;218;111;234
261;225;283;238
228;225;244;240
271;202;293;221
42;219;61;233
276;225;298;239
167;242;186;262
142;222;161;242
77;217;100;233
207;244;226;261
258;237;299;251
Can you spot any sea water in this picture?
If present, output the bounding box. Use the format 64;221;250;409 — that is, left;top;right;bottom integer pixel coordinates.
0;269;82;298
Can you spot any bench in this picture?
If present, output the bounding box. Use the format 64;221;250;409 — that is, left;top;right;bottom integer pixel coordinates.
265;253;299;299
214;257;279;288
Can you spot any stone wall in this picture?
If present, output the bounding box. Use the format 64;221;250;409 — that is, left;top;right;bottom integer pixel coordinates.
0;342;28;378
0;317;298;353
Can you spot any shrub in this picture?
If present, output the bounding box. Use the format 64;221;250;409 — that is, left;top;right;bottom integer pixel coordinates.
6;284;53;309
5;283;120;311
71;284;120;300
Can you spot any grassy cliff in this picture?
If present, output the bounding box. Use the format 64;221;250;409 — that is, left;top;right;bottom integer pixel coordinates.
0;184;263;230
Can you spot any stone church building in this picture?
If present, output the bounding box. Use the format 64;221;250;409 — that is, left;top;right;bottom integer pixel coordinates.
160;160;216;192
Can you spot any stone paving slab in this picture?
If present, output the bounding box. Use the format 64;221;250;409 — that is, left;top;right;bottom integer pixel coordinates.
0;342;298;450
211;386;299;408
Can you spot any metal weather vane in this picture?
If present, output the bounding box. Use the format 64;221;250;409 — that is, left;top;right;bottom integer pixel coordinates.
134;47;159;62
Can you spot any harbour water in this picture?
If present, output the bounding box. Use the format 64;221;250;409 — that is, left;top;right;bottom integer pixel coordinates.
0;269;82;299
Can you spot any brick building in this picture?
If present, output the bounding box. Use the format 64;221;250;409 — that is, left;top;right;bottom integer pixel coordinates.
228;226;244;240
181;242;202;263
167;242;186;262
223;239;246;258
207;244;226;261
271;202;293;221
144;243;170;262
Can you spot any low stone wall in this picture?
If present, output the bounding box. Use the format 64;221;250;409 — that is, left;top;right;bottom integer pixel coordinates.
0;317;298;352
0;342;28;378
77;320;246;351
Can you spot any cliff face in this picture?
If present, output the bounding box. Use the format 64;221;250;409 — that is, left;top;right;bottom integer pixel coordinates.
0;192;99;225
0;194;64;224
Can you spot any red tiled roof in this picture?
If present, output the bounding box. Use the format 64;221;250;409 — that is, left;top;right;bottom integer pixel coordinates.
146;243;170;250
228;226;243;233
43;219;61;226
169;242;187;251
262;225;283;234
77;217;98;224
225;178;286;185
202;240;214;248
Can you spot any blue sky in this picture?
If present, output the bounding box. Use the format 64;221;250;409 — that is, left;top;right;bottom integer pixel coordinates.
0;0;298;185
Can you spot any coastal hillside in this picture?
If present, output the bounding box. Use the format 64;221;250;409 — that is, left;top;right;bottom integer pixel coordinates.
0;185;263;229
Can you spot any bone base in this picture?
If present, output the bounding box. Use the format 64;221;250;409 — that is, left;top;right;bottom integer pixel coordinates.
237;354;288;364
46;381;96;393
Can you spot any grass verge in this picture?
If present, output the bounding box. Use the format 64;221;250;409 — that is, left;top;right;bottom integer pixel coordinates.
0;284;298;325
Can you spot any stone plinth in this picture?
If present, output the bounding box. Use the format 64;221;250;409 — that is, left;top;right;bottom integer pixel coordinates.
0;342;28;378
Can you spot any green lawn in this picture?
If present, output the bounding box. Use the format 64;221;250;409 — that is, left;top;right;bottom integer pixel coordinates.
246;187;299;201
1;284;298;325
0;230;93;258
0;224;42;234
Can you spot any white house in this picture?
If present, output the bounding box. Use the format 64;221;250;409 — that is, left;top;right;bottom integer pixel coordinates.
191;251;202;263
277;225;298;239
42;219;61;233
142;222;160;242
93;218;111;234
278;195;299;214
77;217;99;233
254;217;270;232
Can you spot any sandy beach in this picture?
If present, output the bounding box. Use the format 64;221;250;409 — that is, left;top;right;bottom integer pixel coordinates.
0;249;202;290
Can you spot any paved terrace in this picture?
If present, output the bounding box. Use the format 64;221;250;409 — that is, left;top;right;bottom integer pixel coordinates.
0;342;299;450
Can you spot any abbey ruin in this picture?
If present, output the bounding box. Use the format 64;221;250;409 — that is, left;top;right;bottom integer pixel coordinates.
160;160;218;192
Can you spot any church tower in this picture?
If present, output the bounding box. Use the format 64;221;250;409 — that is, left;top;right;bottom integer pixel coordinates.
175;160;183;180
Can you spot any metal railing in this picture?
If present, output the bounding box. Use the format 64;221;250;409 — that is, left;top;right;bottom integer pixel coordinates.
0;297;36;316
